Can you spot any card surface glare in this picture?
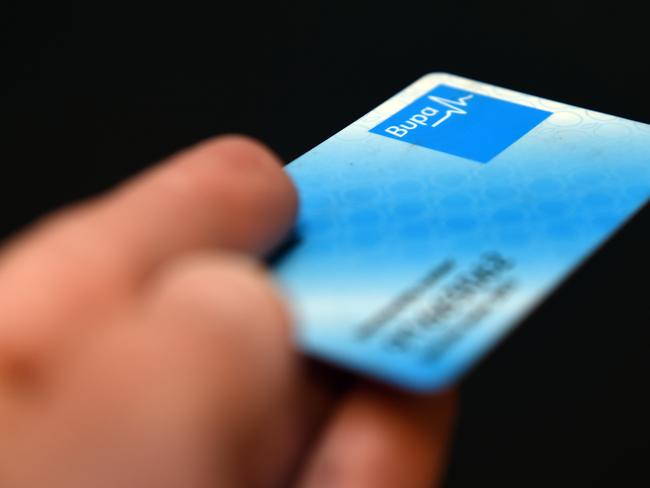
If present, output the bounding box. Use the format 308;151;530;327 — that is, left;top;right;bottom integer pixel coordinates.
271;73;650;391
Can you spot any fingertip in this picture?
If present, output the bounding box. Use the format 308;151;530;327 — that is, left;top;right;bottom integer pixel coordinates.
186;134;297;211
147;251;293;338
195;134;282;167
141;251;296;396
158;134;299;254
208;134;299;231
298;387;457;488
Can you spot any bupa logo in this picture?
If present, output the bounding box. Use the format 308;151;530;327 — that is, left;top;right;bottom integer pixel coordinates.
384;93;474;138
370;84;551;163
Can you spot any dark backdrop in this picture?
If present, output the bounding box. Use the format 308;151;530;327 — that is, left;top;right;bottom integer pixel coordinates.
3;2;650;486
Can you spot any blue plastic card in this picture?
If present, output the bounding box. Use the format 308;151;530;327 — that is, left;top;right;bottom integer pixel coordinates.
271;73;650;391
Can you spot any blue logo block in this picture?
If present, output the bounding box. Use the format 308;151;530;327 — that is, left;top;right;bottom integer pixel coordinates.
370;84;552;163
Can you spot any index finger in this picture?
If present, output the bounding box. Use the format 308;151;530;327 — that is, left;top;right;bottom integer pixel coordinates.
0;135;297;350
1;134;297;285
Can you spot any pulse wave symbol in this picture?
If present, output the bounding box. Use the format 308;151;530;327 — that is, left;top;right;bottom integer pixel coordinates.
427;93;474;127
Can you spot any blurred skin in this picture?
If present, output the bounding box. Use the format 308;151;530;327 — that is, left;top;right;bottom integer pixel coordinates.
0;136;456;487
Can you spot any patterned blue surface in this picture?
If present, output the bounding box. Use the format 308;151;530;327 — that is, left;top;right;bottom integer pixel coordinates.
272;73;650;391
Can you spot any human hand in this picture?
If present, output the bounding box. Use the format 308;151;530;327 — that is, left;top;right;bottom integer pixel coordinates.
0;136;455;487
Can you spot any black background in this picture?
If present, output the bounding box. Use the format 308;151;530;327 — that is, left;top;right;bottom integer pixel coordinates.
3;2;650;486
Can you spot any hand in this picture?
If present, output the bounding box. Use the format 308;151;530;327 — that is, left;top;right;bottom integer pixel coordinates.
0;136;455;487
